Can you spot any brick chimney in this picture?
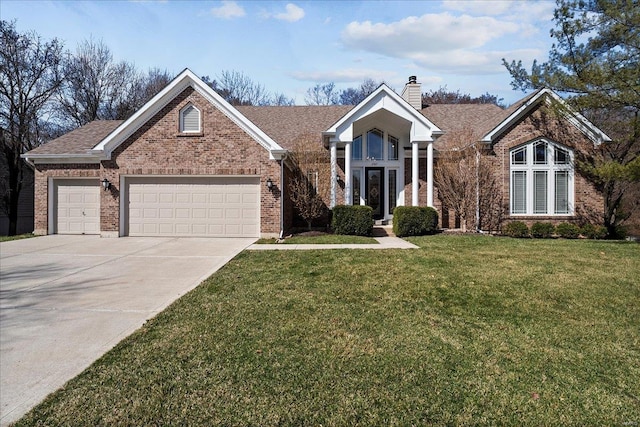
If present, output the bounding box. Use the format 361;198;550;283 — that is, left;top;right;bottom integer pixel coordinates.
401;76;422;110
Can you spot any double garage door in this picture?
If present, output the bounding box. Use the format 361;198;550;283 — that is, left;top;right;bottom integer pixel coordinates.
126;177;260;237
54;177;260;237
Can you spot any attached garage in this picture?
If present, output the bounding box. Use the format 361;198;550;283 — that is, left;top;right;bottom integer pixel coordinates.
54;179;100;235
124;176;260;237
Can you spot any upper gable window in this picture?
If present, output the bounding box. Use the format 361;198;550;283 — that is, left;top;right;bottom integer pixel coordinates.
179;104;201;133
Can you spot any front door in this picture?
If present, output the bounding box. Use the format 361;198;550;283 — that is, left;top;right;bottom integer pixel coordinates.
365;167;384;220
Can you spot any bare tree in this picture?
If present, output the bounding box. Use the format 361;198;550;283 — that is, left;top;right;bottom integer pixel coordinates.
287;136;331;230
422;85;505;107
338;78;382;105
58;38;138;127
0;20;65;235
435;128;501;232
305;82;339;105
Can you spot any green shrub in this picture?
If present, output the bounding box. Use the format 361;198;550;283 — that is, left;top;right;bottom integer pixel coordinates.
392;206;439;237
580;223;607;240
331;205;374;236
502;221;529;238
531;222;555;238
556;222;580;239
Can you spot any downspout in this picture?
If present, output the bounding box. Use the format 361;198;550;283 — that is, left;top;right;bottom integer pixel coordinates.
279;154;287;239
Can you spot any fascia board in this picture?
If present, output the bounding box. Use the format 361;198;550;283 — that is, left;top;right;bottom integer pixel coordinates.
21;153;102;164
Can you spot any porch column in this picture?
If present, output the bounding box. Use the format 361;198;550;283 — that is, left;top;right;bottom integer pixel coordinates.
412;140;419;206
330;141;337;208
345;141;352;205
427;141;434;207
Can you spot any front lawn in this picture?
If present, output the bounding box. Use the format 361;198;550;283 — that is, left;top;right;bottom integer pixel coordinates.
257;233;377;244
16;236;639;426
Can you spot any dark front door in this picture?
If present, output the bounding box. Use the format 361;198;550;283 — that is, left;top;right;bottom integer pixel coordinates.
365;167;384;220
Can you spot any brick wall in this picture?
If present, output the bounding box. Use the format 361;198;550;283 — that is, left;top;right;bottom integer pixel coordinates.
492;103;604;228
36;87;282;236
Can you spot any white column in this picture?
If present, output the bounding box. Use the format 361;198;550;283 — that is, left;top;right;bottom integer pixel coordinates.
330;141;337;208
345;141;352;205
412;140;419;206
427;141;433;207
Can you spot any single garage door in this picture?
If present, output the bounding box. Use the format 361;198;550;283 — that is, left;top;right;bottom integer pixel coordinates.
55;179;100;235
126;176;260;237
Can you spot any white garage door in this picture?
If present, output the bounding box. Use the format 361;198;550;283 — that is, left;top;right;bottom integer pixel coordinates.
126;177;260;237
56;180;100;235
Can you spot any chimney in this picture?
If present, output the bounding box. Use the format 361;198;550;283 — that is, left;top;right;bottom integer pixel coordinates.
401;75;422;110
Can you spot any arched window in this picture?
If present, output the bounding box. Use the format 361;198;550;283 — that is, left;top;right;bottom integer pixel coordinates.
179;104;201;133
510;139;573;215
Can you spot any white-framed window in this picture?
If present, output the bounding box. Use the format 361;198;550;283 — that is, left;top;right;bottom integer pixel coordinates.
510;139;573;216
179;104;201;133
353;135;363;160
307;171;319;192
351;129;401;162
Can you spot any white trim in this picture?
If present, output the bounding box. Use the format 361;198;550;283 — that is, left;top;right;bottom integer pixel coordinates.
482;88;611;145
427;141;433;207
92;69;285;160
412;141;419;206
179;103;201;133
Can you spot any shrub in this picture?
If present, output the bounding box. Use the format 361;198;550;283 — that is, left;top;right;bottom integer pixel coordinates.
556;222;580;239
580;223;607;240
502;221;529;238
392;206;439;237
331;205;373;236
531;222;555;238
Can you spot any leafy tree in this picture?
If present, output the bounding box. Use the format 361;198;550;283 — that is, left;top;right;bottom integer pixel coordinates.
503;0;639;236
0;20;65;235
58;38;139;127
422;85;505;107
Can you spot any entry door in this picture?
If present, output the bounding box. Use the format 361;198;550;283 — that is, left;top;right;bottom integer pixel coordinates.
365;167;384;220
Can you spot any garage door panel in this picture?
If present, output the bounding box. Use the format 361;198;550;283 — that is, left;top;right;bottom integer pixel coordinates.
127;177;259;237
56;180;100;235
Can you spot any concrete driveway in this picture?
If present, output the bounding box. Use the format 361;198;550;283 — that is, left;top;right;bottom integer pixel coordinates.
0;235;254;426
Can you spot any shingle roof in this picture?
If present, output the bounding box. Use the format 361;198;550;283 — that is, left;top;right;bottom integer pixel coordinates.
237;105;354;150
27;120;123;156
420;104;505;148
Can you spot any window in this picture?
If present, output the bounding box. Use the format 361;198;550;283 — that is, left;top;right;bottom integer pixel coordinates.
307;171;319;192
367;129;384;160
510;139;573;216
352;169;361;205
352;135;362;160
388;135;399;160
180;104;201;133
388;169;397;214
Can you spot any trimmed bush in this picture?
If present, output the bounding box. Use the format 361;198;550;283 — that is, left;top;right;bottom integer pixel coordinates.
580;223;607;240
556;222;580;239
531;222;555;238
392;206;439;237
502;221;529;238
331;205;374;236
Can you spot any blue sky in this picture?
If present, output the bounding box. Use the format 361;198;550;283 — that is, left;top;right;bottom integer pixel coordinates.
4;0;556;105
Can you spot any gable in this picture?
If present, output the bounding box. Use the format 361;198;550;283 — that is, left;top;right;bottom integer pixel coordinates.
481;88;611;146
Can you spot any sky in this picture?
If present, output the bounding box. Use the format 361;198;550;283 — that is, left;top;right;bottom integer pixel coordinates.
3;0;557;106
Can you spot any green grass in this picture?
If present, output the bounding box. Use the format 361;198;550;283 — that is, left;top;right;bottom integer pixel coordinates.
257;234;377;244
0;233;36;242
15;236;640;426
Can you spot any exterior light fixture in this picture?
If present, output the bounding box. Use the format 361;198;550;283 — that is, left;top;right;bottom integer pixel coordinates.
266;177;274;189
101;178;111;191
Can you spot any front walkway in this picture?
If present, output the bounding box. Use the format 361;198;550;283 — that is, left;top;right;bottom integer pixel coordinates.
248;236;418;250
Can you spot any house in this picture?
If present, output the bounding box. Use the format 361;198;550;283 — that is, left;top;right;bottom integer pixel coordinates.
23;69;609;238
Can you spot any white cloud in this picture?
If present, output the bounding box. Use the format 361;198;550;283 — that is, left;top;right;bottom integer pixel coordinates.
411;48;543;75
443;0;554;25
274;3;305;22
210;1;245;19
341;12;520;57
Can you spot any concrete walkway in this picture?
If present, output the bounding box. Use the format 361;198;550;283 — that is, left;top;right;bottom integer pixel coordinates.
248;236;418;250
0;235;254;426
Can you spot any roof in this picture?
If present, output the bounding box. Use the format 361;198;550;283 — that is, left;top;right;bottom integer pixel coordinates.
238;105;353;150
27;120;123;156
421;104;504;148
